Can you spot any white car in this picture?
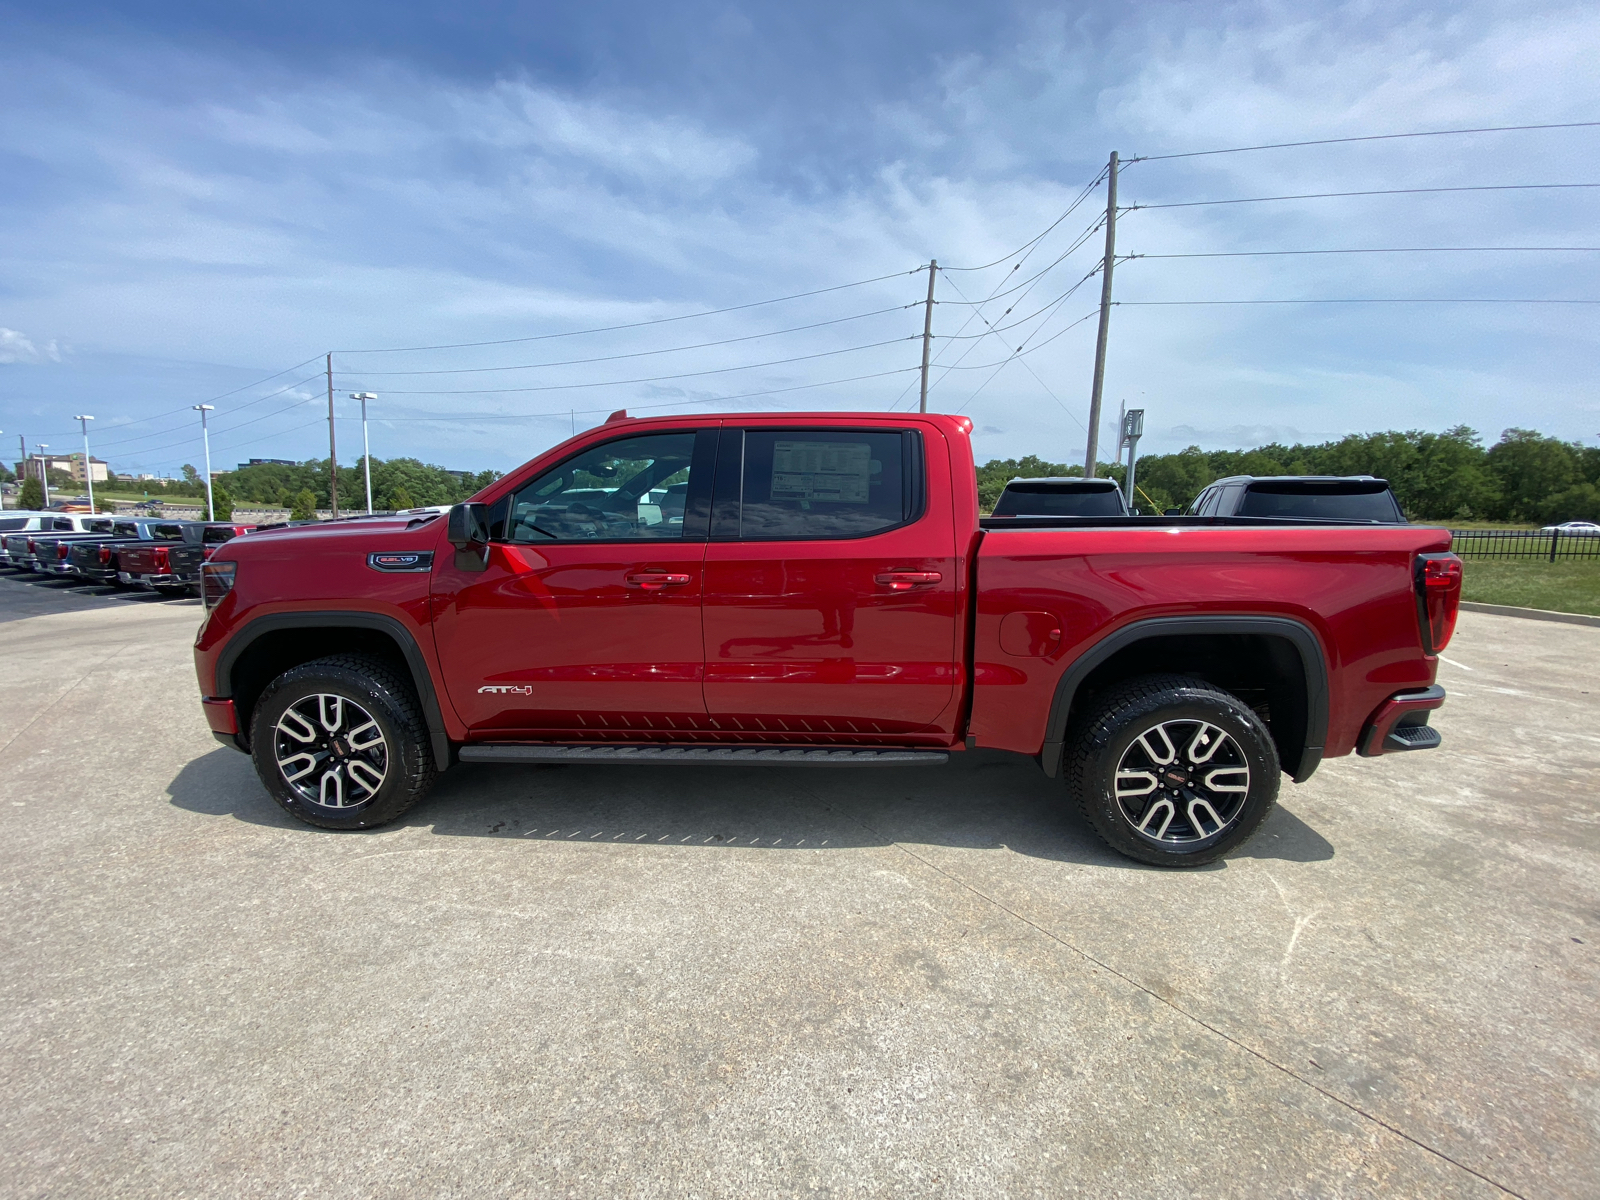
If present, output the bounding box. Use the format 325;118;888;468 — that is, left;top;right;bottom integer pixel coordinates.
1539;521;1600;535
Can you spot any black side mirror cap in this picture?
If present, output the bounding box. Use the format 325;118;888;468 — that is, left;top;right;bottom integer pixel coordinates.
447;502;491;571
1163;508;1183;516
447;502;490;549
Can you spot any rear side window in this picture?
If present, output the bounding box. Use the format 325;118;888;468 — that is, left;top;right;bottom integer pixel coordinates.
53;518;74;530
724;429;920;540
152;524;185;540
113;522;141;537
0;518;27;532
1238;486;1403;522
203;526;237;544
993;486;1125;517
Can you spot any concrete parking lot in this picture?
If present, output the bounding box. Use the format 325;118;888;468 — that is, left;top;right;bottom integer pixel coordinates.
0;582;1595;1198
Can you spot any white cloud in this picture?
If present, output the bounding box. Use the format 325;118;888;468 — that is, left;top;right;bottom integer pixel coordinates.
0;329;61;364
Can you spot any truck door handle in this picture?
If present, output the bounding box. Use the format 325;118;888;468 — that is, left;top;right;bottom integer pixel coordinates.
625;571;693;590
875;571;943;591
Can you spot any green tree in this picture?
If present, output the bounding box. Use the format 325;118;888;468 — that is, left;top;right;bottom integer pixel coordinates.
290;488;318;521
1486;429;1580;521
389;484;416;511
19;474;44;510
210;479;235;521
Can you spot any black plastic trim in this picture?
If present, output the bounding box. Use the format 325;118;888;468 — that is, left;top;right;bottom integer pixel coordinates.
212;611;451;769
460;744;948;766
1037;615;1330;783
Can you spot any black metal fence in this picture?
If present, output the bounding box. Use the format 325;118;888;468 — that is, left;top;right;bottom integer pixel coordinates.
1448;529;1600;562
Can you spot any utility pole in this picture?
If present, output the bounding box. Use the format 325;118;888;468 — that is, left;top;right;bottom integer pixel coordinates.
193;405;215;520
74;415;95;512
918;260;938;413
326;353;339;519
350;393;377;514
1084;151;1119;477
36;445;50;508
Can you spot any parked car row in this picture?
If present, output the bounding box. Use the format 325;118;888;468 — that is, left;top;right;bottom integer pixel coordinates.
0;511;254;596
988;474;1411;523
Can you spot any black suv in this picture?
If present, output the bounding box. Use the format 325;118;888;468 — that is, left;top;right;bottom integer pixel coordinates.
1186;476;1406;523
991;477;1132;518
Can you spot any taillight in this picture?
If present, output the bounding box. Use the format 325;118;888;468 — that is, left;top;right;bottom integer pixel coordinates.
201;561;236;609
153;547;170;570
58;544;70;560
1414;552;1463;655
99;546;112;564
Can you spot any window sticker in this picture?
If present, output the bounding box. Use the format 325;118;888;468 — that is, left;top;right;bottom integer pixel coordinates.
770;440;872;504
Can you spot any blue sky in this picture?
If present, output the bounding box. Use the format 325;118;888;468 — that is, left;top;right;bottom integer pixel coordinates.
1;0;1597;478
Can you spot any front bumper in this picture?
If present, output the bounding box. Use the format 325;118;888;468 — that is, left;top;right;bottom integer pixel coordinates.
1357;685;1446;756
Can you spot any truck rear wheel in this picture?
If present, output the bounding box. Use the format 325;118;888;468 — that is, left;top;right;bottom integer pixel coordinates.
249;654;438;830
1065;673;1279;867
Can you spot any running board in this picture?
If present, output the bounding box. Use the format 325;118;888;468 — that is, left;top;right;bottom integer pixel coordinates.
458;744;949;767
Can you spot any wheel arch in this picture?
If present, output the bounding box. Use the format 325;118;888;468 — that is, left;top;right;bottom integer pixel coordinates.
213;612;451;769
1039;616;1328;783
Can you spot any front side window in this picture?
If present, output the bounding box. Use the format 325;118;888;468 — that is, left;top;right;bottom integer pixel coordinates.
732;429;919;539
502;431;699;542
113;522;141;537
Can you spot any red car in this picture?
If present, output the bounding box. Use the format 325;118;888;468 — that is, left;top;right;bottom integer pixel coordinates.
193;412;1459;867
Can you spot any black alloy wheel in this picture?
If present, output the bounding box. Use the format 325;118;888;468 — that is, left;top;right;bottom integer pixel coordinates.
1066;673;1280;867
250;654;438;830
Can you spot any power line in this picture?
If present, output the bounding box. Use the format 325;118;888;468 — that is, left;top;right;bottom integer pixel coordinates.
378;337;919;395
938;166;1109;272
336;269;924;354
1127;182;1600;211
1132;246;1600;259
342;305;915;377
1115;298;1600;305
90;373;326;451
1131;120;1600;163
360;367;923;423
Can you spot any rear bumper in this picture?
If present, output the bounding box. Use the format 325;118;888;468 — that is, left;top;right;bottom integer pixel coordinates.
1358;685;1446;757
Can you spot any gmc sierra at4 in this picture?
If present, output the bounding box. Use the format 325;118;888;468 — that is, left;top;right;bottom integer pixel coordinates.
193;411;1460;867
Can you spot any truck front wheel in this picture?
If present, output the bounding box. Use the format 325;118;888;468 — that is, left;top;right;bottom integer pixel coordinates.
249;654;438;830
1065;673;1279;867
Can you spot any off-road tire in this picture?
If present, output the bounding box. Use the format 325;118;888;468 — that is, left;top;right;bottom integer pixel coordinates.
250;653;438;830
1066;673;1279;867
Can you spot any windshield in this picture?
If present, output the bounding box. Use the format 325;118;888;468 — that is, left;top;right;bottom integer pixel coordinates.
1237;486;1403;522
993;486;1127;517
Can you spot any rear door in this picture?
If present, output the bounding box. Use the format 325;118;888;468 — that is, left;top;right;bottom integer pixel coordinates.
700;424;961;740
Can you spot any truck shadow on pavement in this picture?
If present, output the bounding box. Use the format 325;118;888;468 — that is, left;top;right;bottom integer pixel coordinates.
168;745;1335;869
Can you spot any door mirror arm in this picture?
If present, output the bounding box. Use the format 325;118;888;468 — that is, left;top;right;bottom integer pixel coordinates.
447;502;492;572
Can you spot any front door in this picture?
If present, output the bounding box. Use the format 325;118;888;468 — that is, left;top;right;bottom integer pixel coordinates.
432;427;717;737
700;425;961;742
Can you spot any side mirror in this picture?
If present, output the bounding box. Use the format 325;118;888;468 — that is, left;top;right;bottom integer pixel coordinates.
447;502;491;571
1163;508;1183;516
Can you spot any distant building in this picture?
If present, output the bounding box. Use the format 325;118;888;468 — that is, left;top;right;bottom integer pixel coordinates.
238;458;297;469
66;452;110;484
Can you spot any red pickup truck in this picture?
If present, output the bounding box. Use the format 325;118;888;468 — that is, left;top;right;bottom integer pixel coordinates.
193;411;1460;866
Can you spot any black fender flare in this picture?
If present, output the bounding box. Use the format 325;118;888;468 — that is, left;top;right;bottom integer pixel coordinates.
1038;615;1329;783
213;610;452;769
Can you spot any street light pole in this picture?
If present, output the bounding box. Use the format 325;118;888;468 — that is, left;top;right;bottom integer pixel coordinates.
193;405;216;521
36;445;50;508
73;415;96;512
350;393;377;514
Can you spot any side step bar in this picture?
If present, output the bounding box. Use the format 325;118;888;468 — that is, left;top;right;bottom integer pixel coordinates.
458;744;949;767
